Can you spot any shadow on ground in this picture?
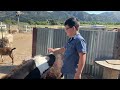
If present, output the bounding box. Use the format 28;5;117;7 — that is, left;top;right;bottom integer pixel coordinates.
0;64;17;74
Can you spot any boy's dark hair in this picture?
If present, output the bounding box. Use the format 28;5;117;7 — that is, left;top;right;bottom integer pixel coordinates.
64;17;80;30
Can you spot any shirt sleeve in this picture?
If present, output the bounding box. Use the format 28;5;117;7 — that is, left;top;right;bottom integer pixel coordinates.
75;39;87;53
64;43;67;49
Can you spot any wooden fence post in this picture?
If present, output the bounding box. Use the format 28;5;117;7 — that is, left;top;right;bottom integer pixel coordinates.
32;28;37;57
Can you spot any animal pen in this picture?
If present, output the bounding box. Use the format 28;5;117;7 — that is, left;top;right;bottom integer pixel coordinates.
32;28;120;79
1;27;120;79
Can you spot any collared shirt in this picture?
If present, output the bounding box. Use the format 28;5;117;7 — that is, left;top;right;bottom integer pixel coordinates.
61;33;87;74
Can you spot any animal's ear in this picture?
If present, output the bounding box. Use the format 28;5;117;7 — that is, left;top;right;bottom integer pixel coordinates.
46;54;56;60
45;56;50;60
47;54;56;67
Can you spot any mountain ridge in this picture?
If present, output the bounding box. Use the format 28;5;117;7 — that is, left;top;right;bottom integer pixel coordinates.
0;11;119;23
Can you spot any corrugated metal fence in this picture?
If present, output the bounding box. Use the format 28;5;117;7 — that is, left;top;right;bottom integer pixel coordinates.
33;28;118;78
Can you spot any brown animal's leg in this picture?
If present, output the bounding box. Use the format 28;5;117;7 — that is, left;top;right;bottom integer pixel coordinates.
9;53;14;65
1;55;3;62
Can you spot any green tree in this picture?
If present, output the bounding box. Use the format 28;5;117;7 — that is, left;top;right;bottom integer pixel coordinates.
28;20;35;25
48;19;58;25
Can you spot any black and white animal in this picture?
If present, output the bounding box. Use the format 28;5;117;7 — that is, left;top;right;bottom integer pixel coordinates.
41;53;63;79
24;54;56;79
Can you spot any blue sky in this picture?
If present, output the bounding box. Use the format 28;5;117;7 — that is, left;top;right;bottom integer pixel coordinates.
84;11;113;14
47;11;114;14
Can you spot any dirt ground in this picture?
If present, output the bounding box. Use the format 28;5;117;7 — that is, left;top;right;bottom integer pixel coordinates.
0;32;32;78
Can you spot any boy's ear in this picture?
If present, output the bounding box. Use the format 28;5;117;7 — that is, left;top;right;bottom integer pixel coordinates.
74;26;79;31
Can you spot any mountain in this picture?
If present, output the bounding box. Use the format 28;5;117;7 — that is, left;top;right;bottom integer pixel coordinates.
0;11;120;23
97;11;120;22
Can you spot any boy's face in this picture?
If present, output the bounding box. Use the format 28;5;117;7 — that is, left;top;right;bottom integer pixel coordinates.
64;25;76;37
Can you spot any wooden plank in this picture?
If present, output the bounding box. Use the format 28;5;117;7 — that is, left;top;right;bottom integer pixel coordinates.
106;60;120;65
95;60;120;79
95;60;120;71
103;67;119;79
32;28;37;57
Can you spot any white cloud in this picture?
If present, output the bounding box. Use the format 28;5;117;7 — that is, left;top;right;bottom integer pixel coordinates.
84;11;113;14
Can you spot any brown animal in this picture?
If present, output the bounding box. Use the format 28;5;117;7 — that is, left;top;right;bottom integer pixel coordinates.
8;30;18;34
11;30;18;34
0;47;16;64
41;53;63;79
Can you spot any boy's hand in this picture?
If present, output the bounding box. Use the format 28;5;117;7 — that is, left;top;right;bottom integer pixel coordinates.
48;48;54;53
74;73;81;79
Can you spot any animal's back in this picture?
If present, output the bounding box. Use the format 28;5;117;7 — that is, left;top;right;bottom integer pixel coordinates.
0;47;16;55
41;66;62;79
0;48;8;55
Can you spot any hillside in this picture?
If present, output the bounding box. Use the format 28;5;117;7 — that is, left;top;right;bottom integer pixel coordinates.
0;11;120;22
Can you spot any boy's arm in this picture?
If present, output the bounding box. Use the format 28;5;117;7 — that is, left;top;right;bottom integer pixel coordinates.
74;52;86;79
48;47;65;54
54;48;65;54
